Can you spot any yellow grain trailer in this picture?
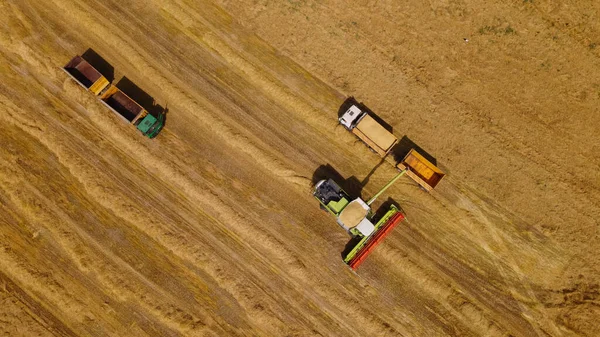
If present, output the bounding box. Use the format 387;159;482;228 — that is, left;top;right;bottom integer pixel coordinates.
397;148;445;191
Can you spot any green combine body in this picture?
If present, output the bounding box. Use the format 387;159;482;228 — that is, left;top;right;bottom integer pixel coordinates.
342;205;402;265
313;170;407;270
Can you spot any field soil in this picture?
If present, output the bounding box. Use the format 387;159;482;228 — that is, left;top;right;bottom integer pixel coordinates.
1;1;600;336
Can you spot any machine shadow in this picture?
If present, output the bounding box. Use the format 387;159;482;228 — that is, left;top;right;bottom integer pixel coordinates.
82;48;114;83
341;237;363;258
391;135;438;165
337;96;394;133
373;197;403;222
360;157;386;187
115;77;167;124
311;164;364;199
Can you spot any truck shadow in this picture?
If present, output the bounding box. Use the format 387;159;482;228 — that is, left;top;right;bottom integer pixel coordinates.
337;96;395;133
115;77;167;120
82;48;114;83
391;135;437;166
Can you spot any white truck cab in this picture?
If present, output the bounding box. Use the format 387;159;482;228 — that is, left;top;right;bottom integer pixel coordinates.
339;105;365;130
338;103;398;157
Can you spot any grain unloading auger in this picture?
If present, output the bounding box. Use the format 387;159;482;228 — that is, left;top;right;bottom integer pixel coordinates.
313;169;408;270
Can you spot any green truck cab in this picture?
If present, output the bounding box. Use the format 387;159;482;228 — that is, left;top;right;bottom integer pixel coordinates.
100;85;164;139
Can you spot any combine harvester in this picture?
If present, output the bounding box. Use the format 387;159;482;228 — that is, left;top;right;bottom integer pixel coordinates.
313;170;407;270
314;100;446;270
63;55;164;138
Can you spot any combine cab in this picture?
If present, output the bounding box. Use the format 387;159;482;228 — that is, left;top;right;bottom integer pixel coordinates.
314;170;407;270
344;207;404;269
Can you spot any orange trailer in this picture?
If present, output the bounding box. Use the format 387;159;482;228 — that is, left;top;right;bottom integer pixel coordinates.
397;149;445;191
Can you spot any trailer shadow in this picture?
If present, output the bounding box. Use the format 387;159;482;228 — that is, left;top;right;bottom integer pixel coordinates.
82;48;114;83
311;164;363;199
391;135;438;165
337;96;394;133
116;77;167;119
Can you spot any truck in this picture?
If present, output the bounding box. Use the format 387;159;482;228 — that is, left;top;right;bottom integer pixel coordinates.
99;85;164;139
63;55;164;138
338;101;445;191
339;104;398;157
313;169;408;270
397;149;445;191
